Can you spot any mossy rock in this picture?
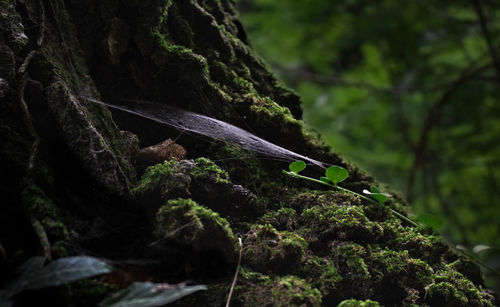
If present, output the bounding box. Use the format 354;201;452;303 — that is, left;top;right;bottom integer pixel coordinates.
337;299;381;307
259;207;298;231
242;275;322;307
132;159;193;199
299;203;384;253
243;224;307;275
302;255;342;297
155;198;238;262
425;267;495;306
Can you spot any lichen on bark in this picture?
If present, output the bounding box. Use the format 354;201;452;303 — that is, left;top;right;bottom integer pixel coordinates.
0;0;496;306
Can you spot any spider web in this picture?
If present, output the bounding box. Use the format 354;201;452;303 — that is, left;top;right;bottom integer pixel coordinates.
82;96;328;169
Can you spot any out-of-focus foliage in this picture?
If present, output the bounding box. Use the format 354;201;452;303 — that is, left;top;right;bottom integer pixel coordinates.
238;0;500;251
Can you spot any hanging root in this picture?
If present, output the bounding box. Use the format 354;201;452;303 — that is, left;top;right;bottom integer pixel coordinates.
226;237;242;307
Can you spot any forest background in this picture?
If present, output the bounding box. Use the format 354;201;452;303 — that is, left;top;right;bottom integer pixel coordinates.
238;0;500;257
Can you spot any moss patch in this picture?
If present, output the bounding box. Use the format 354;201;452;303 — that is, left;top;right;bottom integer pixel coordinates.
337;299;381;307
243;224;307;275
132;159;192;198
21;181;69;254
302;256;342;296
242;275;322;307
259;207;298;231
299;203;384;253
425;265;495;306
190;157;229;184
155;198;237;262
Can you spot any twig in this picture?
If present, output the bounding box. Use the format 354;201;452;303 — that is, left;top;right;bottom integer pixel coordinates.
31;218;52;260
17;51;41;173
37;0;46;46
277;64;489;95
470;0;500;82
281;65;393;93
405;63;491;202
226;237;243;307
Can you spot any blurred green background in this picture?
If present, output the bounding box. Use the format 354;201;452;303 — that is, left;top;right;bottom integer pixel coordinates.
237;0;500;284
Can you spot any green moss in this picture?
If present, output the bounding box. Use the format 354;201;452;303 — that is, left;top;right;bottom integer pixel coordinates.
210;60;255;95
132;160;172;195
370;248;434;289
272;276;322;307
243;224;308;274
243;275;322;307
427;266;494;306
383;221;450;263
300;204;384;244
132;159;191;198
289;190;361;212
337;299;381;307
426;282;468;306
251;95;293;117
334;243;371;282
22;181;69;243
190;157;229;184
149;30;209;78
259;207;297;231
302;256;342;295
155;198;237;261
207;142;266;188
240;267;272;284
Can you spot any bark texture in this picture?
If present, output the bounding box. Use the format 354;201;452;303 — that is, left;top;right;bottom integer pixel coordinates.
0;0;496;306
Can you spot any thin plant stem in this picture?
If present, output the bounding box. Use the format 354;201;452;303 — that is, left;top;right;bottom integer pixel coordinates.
226;237;243;307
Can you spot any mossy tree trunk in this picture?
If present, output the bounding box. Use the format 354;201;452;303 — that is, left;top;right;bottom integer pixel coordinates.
0;0;496;306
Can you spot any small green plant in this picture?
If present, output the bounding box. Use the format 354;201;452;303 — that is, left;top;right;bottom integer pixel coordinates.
283;161;418;227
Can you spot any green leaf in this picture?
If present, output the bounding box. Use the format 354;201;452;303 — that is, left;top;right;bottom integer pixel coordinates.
325;166;349;185
363;187;388;204
4;256;112;298
417;213;443;230
370;186;381;194
319;176;330;183
289;161;306;173
99;282;207;307
372;193;387;204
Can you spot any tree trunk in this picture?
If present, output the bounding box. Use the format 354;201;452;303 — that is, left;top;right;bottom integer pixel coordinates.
0;0;495;306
